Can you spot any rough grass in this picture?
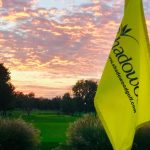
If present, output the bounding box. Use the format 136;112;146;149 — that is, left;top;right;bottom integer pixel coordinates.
9;110;78;150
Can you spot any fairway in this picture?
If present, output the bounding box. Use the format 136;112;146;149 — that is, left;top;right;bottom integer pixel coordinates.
12;111;78;150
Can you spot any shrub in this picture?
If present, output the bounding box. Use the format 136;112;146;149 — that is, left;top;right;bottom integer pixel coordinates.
0;119;40;150
66;114;112;150
132;123;150;150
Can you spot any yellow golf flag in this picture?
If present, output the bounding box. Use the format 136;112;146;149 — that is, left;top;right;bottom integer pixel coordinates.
125;0;129;8
94;0;150;150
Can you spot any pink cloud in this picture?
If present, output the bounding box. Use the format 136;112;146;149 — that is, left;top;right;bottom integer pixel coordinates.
0;0;150;97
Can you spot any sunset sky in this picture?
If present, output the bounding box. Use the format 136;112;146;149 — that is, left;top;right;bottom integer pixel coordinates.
0;0;150;98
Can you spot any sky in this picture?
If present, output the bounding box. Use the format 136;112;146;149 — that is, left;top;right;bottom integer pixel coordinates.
0;0;150;98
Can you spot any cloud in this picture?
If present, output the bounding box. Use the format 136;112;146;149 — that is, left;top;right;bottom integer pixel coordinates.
0;0;150;97
1;0;37;9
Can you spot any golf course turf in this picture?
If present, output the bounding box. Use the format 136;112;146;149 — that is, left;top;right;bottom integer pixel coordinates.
11;111;78;150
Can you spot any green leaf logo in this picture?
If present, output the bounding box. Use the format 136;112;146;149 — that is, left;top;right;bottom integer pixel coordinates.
118;24;139;44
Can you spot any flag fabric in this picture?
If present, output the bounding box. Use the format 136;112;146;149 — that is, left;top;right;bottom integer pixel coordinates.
94;0;150;150
125;0;130;8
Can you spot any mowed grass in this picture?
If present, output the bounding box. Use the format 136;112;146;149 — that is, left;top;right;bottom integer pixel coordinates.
11;111;78;150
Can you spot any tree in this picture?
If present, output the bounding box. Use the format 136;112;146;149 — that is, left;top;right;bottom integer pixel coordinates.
61;93;75;114
14;91;25;109
0;64;15;115
51;96;62;110
14;92;36;115
25;92;35;116
0;63;10;83
72;80;97;112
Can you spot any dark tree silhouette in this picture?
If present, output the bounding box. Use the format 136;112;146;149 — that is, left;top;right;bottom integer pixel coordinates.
13;80;98;114
0;64;15;116
14;92;37;115
0;64;10;83
72;80;97;112
61;93;74;114
25;92;35;116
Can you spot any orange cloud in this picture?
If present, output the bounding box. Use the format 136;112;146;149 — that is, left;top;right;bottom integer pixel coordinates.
2;12;30;21
0;0;149;98
51;56;75;66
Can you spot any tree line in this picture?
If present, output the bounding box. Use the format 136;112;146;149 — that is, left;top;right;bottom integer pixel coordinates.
0;63;98;115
